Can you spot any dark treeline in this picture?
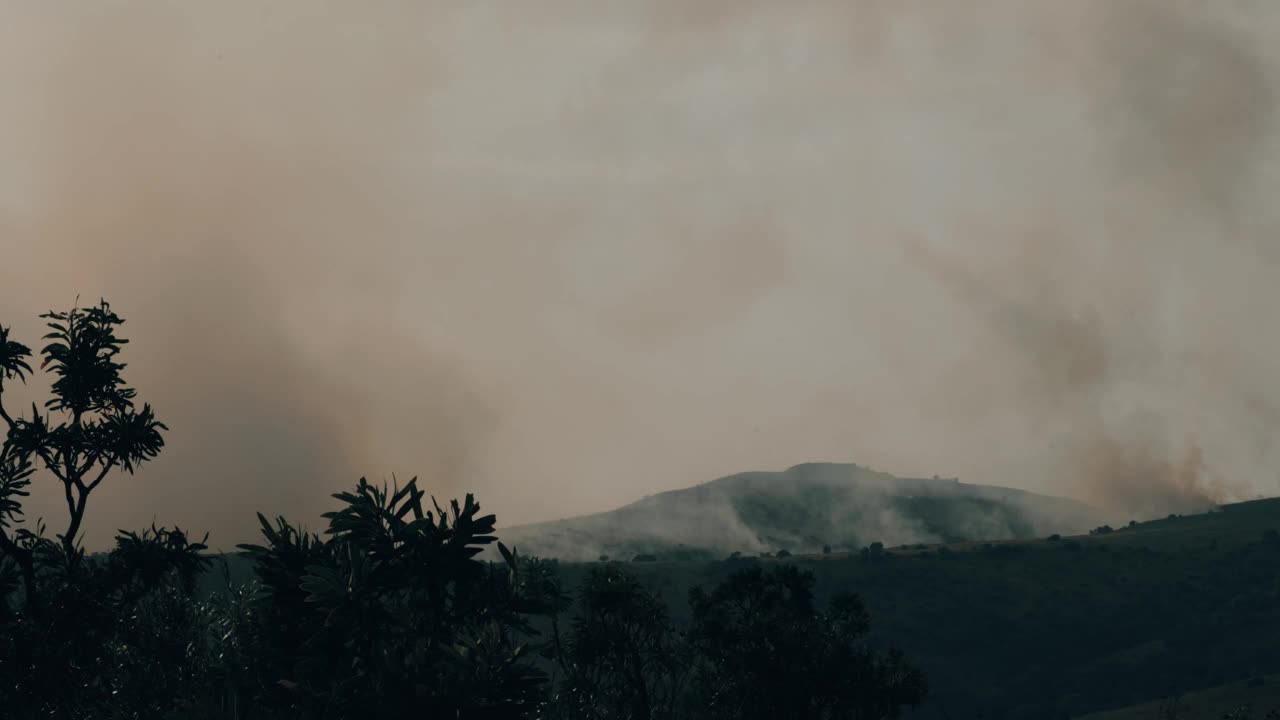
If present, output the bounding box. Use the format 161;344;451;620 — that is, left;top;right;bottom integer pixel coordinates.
0;301;926;719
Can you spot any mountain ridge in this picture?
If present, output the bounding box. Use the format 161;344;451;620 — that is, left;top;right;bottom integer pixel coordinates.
498;462;1106;561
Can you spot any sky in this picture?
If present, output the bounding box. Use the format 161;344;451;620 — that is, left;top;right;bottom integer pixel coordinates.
1;1;1279;550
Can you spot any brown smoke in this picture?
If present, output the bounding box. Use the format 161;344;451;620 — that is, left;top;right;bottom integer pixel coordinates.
1;1;1279;549
907;234;1240;517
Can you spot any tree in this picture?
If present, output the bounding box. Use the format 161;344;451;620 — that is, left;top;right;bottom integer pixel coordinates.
0;300;167;600
687;565;926;720
0;301;191;716
237;477;552;718
549;566;686;720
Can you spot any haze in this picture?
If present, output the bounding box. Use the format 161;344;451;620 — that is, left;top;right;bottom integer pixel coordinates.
2;1;1278;550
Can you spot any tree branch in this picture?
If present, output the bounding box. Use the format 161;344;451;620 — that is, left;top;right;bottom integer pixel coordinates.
0;394;13;431
63;476;76;527
85;458;116;494
78;448;104;478
38;448;69;484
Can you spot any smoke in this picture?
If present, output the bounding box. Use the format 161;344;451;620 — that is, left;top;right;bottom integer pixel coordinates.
905;236;1236;517
1;1;1279;549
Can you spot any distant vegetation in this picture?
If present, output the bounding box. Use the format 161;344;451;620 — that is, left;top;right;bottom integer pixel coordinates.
0;301;927;718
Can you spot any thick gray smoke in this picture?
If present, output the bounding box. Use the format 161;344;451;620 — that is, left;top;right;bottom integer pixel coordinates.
1;2;1278;550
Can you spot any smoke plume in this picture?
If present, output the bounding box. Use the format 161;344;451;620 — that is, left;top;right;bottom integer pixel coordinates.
1;1;1278;549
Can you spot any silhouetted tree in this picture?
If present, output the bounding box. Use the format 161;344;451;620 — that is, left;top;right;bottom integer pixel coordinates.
0;301;166;598
237;477;550;718
549;566;687;720
0;301;191;717
687;565;926;720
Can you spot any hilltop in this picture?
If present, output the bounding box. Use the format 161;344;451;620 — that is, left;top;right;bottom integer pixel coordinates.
498;462;1106;561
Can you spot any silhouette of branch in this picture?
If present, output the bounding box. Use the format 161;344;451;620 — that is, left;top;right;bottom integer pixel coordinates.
37;447;68;484
0;395;13;431
86;459;116;494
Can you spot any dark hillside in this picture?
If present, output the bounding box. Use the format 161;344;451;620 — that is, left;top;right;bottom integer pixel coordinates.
544;498;1280;719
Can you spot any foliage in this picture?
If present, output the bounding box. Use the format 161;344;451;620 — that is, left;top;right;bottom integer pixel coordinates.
236;477;552;718
548;566;687;720
0;299;167;580
685;564;926;720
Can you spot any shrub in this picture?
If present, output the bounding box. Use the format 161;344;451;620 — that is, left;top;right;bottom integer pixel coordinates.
237;478;554;716
687;565;927;719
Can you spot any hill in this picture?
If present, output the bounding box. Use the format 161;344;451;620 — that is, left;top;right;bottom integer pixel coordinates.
542;497;1280;719
498;462;1106;561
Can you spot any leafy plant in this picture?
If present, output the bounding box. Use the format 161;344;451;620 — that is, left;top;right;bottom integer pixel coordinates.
238;477;552;718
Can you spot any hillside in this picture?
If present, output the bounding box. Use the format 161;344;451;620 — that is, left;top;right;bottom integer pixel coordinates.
1075;674;1280;719
498;462;1106;561
550;497;1280;719
200;477;1280;718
